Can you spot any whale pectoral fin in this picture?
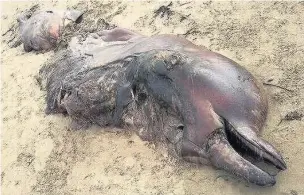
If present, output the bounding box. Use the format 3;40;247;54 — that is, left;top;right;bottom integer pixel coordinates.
97;27;144;42
112;83;133;126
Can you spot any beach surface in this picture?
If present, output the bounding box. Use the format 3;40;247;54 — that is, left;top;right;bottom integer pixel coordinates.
1;1;304;195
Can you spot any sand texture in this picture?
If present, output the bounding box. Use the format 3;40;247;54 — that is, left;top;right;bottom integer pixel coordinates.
1;1;304;195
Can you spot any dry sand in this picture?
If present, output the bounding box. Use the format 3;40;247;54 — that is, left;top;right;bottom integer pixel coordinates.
1;1;304;195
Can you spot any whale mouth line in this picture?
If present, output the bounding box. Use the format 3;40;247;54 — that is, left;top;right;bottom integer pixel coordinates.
224;122;287;175
205;119;287;186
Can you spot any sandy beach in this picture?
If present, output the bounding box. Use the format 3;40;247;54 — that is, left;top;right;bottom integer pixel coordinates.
1;1;304;195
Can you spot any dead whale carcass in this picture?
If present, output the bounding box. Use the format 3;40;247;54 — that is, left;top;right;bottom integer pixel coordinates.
39;28;287;186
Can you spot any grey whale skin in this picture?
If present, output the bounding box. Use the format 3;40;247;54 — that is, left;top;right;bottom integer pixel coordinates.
39;27;287;186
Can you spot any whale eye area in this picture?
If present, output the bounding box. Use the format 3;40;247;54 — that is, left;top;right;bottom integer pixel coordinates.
177;124;184;131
